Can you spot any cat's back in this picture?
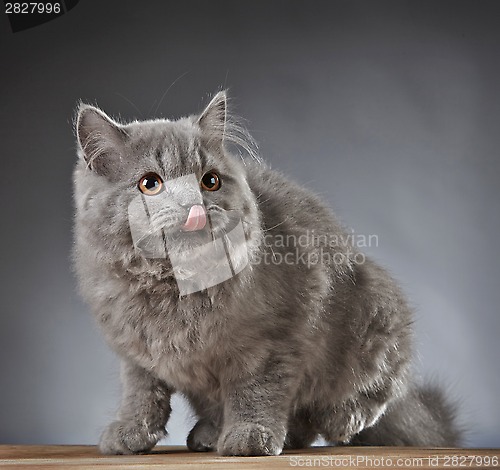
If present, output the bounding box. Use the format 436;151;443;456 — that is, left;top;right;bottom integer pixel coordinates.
243;161;345;237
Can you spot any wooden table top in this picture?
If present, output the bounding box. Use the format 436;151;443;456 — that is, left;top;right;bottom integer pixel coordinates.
0;445;498;469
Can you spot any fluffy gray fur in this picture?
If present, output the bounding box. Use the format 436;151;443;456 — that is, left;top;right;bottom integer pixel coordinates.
73;91;460;456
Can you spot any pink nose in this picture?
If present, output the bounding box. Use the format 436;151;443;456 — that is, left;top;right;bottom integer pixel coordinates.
181;204;207;231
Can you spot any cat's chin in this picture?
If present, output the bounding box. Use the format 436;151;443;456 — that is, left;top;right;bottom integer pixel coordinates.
164;227;213;247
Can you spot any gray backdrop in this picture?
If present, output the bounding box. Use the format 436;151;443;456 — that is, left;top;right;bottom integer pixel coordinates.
0;0;499;448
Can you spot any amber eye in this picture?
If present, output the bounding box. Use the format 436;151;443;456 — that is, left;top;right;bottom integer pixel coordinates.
138;172;164;196
200;171;221;191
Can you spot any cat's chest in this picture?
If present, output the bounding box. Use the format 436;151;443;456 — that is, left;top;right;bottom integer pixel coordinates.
154;322;226;394
113;299;229;394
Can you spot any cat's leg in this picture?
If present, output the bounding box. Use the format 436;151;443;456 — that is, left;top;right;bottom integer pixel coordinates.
316;394;389;445
99;361;173;455
187;417;220;451
217;361;297;456
187;398;223;452
284;408;318;450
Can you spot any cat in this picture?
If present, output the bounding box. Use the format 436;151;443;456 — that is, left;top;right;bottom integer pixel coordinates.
73;91;460;456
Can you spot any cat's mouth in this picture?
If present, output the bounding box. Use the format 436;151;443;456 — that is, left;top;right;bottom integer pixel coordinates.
144;204;242;242
147;208;203;235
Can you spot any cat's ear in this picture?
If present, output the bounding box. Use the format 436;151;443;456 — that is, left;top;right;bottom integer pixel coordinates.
197;91;227;147
76;104;128;176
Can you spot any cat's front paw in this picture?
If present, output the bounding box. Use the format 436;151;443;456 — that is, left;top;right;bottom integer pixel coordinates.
99;420;166;455
218;423;283;456
187;419;219;452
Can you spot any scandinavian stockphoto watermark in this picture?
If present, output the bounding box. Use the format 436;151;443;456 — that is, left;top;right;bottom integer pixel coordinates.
254;229;378;268
127;173;379;295
288;453;499;468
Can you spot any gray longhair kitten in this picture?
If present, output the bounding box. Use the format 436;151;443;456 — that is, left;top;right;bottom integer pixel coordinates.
73;91;460;456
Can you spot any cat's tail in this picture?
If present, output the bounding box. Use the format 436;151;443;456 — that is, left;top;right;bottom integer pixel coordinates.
351;384;462;446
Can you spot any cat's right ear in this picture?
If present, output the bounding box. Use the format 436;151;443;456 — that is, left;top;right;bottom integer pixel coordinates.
76;104;128;176
197;91;227;149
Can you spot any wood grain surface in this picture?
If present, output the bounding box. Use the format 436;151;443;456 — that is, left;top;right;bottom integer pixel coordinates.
0;445;498;469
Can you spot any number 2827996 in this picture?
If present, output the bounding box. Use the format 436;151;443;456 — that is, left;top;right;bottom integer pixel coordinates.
5;3;62;14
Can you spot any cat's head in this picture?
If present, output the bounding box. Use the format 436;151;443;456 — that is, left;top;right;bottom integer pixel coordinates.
74;92;262;293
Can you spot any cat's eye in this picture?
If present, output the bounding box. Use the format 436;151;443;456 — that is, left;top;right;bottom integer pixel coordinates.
200;171;221;191
138;172;164;196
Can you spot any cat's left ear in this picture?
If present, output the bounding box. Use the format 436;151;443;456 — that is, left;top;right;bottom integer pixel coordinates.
197;91;227;146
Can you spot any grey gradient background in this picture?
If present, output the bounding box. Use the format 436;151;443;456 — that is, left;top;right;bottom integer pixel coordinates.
0;0;499;448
